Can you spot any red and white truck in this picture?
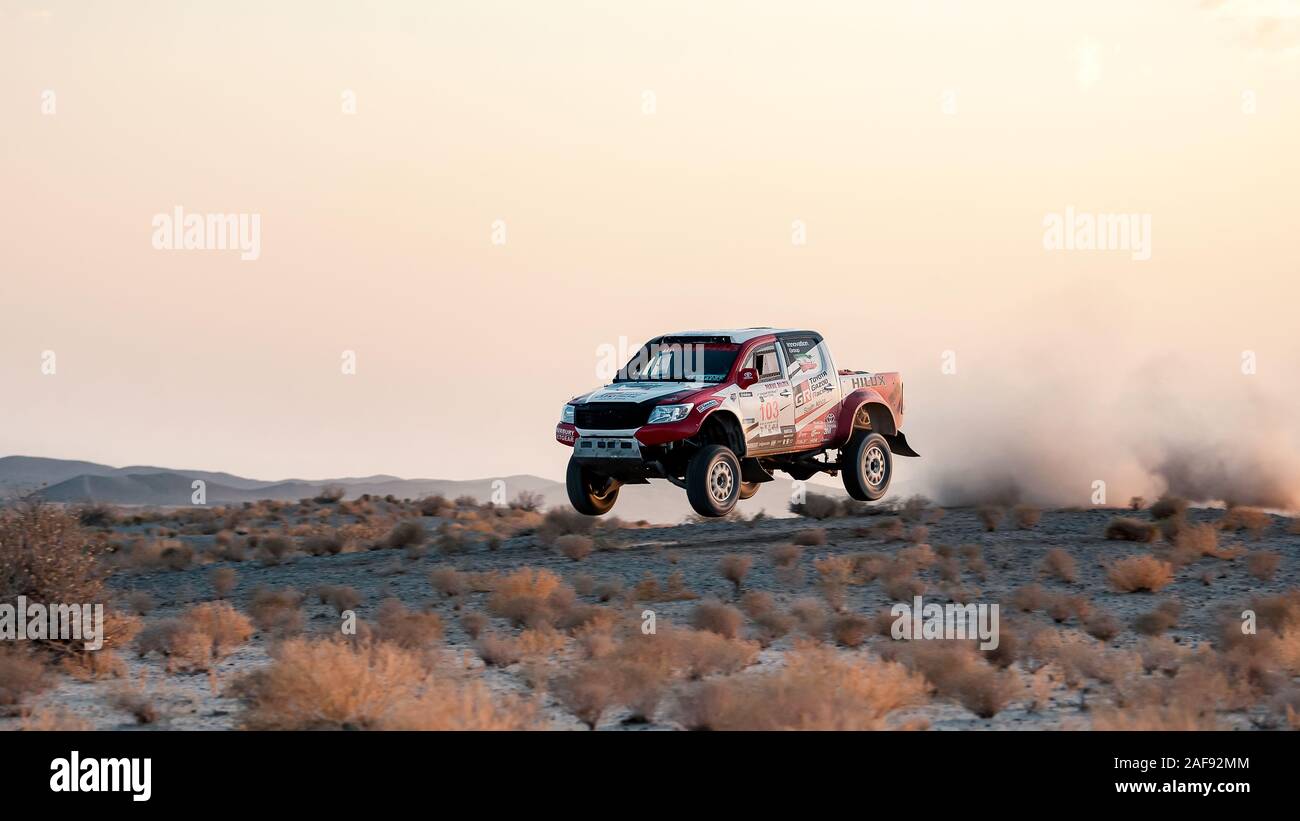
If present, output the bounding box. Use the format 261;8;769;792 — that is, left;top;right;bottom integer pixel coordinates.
556;329;918;517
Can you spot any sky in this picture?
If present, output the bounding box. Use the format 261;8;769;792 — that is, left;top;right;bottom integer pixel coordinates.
2;1;1299;506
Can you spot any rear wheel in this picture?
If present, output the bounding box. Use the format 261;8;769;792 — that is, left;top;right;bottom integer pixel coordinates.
738;481;760;500
566;456;620;515
686;445;742;517
842;431;892;501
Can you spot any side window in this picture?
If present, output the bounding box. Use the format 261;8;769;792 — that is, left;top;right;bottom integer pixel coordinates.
752;346;781;380
780;335;824;379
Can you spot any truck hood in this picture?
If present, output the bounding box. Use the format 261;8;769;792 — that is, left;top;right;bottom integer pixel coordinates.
572;381;710;405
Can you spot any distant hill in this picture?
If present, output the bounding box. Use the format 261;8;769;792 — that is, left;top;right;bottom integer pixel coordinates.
2;454;868;523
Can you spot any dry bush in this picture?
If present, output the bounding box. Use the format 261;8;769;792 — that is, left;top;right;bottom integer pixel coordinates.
1010;583;1048;612
488;568;576;628
1171;523;1220;564
1040;548;1077;583
300;529;345;556
673;645;927;730
1133;599;1181;635
537;508;594;545
792;528;827;546
459;610;488;640
739;590;775;618
1084;610;1122;642
1247;551;1281;581
137;601;253;672
125;590;155;615
788;597;829;639
0;504;105;623
553;663;620;729
375;599;443;650
476;632;522;667
1104;517;1157;543
238;637;536;730
554;534;594;561
690;600;745;639
248;587;305;636
0;646;49;713
1107;556;1174;593
633;570;698;602
896;642;1021;718
976;505;1003;532
18;706;92;731
429;566;467;597
255;535;294;566
790;492;845;520
898;542;936;568
768;543;802;568
315;584;361;614
109;683;162;724
830;613;872;647
209;567;237;599
717;554;753;596
1220;507;1271;539
814;555;854;610
880;563;925;601
385;521;425;549
572;572;595;596
1045;593;1090;624
593;576;625;602
1011;504;1041;529
1149;496;1188;520
1128;496;1147;511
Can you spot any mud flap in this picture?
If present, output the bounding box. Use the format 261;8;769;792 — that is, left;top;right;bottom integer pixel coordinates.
884;432;920;458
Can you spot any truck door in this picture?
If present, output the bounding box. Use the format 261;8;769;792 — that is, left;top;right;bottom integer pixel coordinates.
778;333;840;449
736;342;795;455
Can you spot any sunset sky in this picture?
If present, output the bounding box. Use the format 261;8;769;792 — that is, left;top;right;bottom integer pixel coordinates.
3;1;1298;506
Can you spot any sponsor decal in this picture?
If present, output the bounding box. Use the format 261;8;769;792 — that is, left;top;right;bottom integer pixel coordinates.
697;399;720;413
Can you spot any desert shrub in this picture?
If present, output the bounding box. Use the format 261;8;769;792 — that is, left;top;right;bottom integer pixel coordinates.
429;566;467;597
509;490;544;512
315;584;362;614
1128;496;1146;511
137;601;253;672
673;645;926;730
1149;496;1188;520
209;567;237;599
76;503;115;528
1247;551;1281;581
1105;517;1157;543
375;599;443;649
125;590;155;615
790;492;843;520
554;534;594;561
1171;523;1219;564
976;505;1003;532
691;600;745;639
0;504;106;653
460;610;488;639
109;683;162;724
768;543;802;568
830;613;872;647
740;590;776;618
788;598;830;639
1010;583;1049;612
313;485;346;504
18;706;93;731
248;587;305;636
1011;504;1041;529
1133;600;1181;635
301;529;345;556
537;508;594;545
1084;610;1122;642
792;528;827;546
0;646;49;712
255;535;294;566
1107;556;1174;593
385;521;425;549
488;568;576;628
1040;548;1077;583
1220;507;1271;539
553;663;620;729
717;554;753;596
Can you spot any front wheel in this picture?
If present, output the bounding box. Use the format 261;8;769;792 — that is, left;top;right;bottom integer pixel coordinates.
567;456;620;515
842;431;892;502
686;445;742;517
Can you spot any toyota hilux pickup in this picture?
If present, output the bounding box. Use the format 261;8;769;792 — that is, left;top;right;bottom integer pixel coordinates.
555;329;919;517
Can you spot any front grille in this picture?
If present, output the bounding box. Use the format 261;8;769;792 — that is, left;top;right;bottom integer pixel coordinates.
575;402;650;430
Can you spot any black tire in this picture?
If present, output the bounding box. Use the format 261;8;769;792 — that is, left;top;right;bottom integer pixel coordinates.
686;445;742;517
566;456;619;515
842;431;892;502
738;481;760;500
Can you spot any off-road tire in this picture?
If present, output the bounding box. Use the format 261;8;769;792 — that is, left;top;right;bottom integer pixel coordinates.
567;455;620;515
686;445;742;517
842;431;892;502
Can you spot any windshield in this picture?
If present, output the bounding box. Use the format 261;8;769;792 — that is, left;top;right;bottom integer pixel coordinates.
616;338;740;383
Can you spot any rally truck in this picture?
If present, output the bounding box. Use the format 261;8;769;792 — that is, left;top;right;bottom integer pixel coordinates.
555;329;919;518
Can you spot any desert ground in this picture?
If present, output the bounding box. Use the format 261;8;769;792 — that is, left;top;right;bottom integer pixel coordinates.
2;490;1298;731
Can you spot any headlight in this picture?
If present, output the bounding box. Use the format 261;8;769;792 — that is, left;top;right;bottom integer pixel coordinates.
647;403;693;424
561;404;575;424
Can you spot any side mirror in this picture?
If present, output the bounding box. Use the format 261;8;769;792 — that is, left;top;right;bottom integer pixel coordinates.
737;368;758;389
